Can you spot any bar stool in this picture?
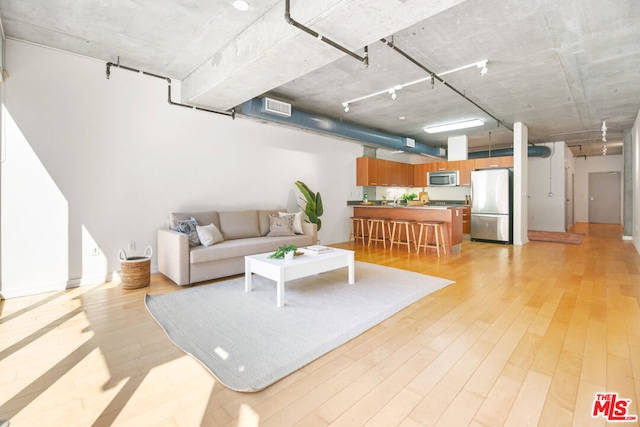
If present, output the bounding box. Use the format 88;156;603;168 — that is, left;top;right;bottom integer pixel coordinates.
416;221;447;256
367;218;391;248
390;219;417;253
349;216;368;245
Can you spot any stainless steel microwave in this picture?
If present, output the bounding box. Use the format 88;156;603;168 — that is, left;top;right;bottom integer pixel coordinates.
427;170;459;187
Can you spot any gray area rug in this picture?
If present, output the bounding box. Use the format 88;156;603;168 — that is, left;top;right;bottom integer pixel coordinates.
145;261;454;392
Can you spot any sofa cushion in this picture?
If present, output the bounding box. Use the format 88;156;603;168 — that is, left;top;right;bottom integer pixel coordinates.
279;211;303;234
219;210;261;240
258;210;279;236
170;211;220;231
189;234;314;264
267;214;295;237
196;223;224;246
175;219;200;247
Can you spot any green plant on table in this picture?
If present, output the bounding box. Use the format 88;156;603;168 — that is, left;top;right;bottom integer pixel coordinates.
295;181;324;231
268;244;297;259
402;192;418;201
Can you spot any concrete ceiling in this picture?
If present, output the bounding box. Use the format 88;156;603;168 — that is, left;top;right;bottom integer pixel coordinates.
1;0;639;158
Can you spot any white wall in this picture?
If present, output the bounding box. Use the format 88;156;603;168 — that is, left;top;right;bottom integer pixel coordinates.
528;142;566;232
1;40;362;298
574;154;624;223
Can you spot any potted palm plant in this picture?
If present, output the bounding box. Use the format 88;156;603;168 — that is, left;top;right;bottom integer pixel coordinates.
295;181;323;231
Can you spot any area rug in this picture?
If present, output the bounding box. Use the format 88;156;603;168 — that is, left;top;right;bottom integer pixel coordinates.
145;261;453;392
528;230;585;244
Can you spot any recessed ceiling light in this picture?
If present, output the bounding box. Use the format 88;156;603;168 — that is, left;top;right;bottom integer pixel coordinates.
398;116;406;120
423;119;484;134
232;0;250;11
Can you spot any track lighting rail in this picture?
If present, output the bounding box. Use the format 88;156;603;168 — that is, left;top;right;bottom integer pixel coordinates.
105;61;235;119
380;38;513;134
285;0;368;67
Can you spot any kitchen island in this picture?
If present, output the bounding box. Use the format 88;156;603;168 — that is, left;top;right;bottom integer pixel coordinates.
353;205;464;254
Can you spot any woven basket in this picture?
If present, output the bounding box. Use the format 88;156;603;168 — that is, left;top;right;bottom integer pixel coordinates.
119;246;152;290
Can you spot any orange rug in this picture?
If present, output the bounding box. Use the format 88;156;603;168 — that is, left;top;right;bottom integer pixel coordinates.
528;230;585;244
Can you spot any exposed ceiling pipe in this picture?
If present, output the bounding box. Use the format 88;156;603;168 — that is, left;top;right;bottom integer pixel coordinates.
241;98;446;157
468;146;551;159
379;38;521;139
284;0;369;67
105;60;235;119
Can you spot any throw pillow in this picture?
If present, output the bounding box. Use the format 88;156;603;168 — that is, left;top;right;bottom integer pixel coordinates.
267;214;295;237
196;223;224;246
279;211;303;234
175;219;200;247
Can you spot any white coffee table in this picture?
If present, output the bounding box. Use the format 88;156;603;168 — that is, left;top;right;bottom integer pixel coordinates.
245;247;355;307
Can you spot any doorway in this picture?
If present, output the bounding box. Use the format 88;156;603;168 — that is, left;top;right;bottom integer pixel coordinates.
588;171;621;224
565;170;574;230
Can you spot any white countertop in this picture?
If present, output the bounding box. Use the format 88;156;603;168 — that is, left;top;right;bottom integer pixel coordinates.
354;204;465;210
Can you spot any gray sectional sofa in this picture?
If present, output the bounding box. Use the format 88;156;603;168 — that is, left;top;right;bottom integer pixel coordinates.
157;209;317;286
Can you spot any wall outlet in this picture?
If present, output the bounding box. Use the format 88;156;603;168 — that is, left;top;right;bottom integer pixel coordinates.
128;241;135;251
91;247;100;256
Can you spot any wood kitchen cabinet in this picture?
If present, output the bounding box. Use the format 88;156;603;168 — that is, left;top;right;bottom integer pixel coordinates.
458;159;475;186
462;206;471;234
413;162;437;187
383;160;412;186
435;161;454;171
376;159;389;186
474;156;513;169
357;157;413;187
356;157;379;186
400;163;413;187
387;160;400;186
359;157;512;188
413;164;427;187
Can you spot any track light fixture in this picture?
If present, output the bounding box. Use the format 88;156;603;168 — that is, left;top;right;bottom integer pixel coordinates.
601;120;607;142
341;59;488;110
342;102;349;112
477;60;488;76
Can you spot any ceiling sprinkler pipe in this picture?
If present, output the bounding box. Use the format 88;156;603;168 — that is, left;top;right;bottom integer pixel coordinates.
240;98;445;157
105;61;234;118
285;0;368;67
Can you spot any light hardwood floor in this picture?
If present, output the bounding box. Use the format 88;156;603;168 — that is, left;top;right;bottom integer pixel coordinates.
1;223;639;426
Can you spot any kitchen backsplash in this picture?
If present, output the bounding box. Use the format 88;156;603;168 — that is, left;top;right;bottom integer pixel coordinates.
375;186;471;202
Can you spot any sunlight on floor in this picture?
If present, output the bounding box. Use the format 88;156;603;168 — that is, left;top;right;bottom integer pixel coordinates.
237;403;260;427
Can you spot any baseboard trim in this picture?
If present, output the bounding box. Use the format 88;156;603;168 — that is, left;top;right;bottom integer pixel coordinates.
1;267;161;299
622;235;633;241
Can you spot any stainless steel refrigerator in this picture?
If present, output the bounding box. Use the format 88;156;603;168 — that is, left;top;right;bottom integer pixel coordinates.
470;168;512;244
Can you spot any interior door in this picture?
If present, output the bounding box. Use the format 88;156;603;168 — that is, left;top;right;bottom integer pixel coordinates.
588;171;621;224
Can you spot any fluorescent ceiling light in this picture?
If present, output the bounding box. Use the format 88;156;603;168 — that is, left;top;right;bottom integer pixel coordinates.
232;0;250;11
424;119;484;134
